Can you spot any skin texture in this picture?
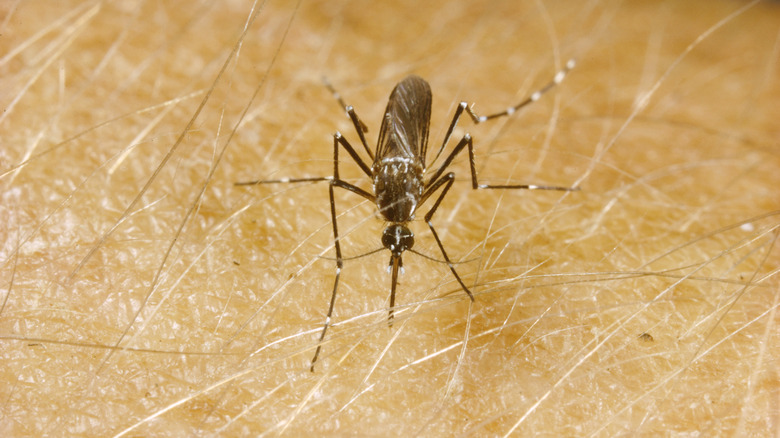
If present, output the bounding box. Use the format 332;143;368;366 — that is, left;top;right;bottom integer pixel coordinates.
1;0;778;436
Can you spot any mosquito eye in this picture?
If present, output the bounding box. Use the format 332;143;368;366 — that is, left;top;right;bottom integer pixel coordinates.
401;231;414;251
381;227;395;250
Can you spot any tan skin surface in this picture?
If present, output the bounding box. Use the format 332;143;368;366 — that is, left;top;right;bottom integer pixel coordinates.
1;0;778;435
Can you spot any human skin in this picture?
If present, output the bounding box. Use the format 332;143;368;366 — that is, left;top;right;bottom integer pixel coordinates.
1;0;778;436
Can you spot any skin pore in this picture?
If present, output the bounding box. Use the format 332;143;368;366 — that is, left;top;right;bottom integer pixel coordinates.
1;0;778;435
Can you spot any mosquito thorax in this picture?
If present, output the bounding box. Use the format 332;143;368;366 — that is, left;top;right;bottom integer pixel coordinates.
382;223;415;257
373;157;424;223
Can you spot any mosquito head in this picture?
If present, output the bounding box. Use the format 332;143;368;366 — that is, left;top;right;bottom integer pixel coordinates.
382;223;414;258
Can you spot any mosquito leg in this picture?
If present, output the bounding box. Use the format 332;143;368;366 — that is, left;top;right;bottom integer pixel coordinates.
334;132;374;179
428;59;576;169
234;176;332;186
310;133;378;371
429;100;467;167
466;133;579;191
323;76;362;128
426;133;578;194
465;59;576;124
346;107;373;162
329;133;376;200
423;134;471;193
421;172;475;302
323;77;373;160
310;182;344;372
234;132;373;190
419;132;576;308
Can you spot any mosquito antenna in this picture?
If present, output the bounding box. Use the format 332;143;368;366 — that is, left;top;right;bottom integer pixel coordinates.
407;248;478;266
318;247;385;262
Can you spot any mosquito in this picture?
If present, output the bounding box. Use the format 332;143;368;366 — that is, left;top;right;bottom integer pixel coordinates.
237;59;579;371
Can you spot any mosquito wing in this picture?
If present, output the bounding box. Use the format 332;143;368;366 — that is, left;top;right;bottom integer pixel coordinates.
375;75;432;166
